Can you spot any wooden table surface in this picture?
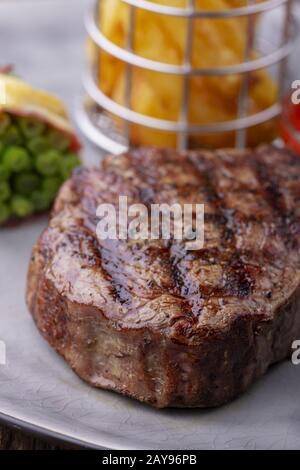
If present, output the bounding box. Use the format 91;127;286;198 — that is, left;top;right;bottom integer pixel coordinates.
0;423;70;450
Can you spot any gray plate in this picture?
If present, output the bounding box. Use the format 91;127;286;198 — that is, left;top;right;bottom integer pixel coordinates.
1;0;300;451
1;220;300;450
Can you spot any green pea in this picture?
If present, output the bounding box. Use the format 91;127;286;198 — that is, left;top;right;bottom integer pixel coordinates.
0;114;11;136
41;176;62;199
0;164;10;181
27;136;51;156
0;203;10;225
35;150;61;176
2;146;31;173
17;116;46;139
1;125;23;146
47;129;71;152
30;189;53;212
60;153;80;180
11;195;34;218
0;141;4;159
0;181;11;202
13;172;40;196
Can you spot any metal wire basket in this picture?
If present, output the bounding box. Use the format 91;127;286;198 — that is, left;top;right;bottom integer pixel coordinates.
77;0;298;154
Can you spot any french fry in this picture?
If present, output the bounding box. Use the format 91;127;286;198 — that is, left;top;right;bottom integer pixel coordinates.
96;0;277;148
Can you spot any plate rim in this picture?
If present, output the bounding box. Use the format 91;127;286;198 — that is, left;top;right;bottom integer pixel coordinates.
0;410;107;450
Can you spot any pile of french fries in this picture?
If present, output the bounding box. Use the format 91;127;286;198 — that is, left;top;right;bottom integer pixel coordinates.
95;0;278;148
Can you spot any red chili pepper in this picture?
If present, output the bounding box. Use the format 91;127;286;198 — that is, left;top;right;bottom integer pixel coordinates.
280;94;300;155
0;65;13;74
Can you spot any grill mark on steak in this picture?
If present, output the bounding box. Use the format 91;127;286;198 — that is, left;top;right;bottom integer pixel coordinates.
101;153;202;324
187;152;254;301
251;151;299;250
69;168;171;310
53;177;135;310
137;160;202;325
94;201;187;321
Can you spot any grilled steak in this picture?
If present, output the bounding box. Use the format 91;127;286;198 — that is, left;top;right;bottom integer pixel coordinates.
26;145;300;408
